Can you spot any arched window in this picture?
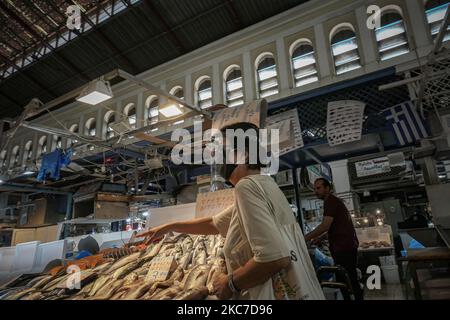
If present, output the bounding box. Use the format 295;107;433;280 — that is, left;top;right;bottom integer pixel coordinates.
256;54;279;98
53;136;62;150
105;112;116;139
85;118;96;137
375;9;410;61
68;124;79;147
196;77;213;109
0;150;7;168
10;146;20;167
224;66;244;108
170;86;184;100
290;40;319;87
146;96;159;125
124;103;137;129
24;141;33;163
425;0;450;42
331;26;362;75
38;136;47;157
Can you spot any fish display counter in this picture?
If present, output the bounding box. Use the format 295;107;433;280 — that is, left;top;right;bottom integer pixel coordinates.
0;232;227;300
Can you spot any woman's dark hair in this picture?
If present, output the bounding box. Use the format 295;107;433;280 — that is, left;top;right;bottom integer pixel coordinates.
315;177;332;189
220;122;267;170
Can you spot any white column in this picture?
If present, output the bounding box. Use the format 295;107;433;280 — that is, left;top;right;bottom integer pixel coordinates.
17;138;25;169
355;5;378;70
242;51;255;102
31;133;38;161
78;113;85;136
136;91;145;129
405;0;432;53
96;108;103;138
184;74;193;106
212;63;222;105
276;37;290;94
314;23;333;80
328;159;357;212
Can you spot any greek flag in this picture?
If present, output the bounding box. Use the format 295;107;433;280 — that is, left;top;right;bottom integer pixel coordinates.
382;101;429;146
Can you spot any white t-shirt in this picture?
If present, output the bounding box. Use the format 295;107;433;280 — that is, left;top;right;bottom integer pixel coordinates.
213;174;325;300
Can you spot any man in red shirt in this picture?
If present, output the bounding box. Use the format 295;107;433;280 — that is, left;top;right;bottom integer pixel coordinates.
305;178;363;300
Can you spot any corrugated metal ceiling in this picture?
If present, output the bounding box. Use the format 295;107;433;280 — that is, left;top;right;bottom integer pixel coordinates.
0;0;309;119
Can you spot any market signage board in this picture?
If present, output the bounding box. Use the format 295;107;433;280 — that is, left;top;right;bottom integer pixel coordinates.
327;100;365;146
266;108;304;155
145;256;177;282
212;99;267;130
195;189;235;218
355;157;391;177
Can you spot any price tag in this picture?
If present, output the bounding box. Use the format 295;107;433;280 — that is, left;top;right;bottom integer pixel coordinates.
145;256;177;282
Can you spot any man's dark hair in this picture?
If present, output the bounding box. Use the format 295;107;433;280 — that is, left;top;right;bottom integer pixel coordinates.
220;122;267;170
315;177;332;189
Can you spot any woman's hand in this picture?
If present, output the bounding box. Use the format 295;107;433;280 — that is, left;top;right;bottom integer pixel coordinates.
212;273;233;300
136;224;169;244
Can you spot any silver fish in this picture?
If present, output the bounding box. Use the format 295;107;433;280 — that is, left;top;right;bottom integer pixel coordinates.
5;288;36;300
89;275;111;296
175;286;209;300
183;264;211;291
107;251;142;274
90;279;125;300
151;285;182;300
112;260;141;279
32;275;54;289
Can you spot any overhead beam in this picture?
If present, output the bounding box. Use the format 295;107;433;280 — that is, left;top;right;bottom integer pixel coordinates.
144;0;186;53
0;183;72;195
0;52;57;98
224;0;243;29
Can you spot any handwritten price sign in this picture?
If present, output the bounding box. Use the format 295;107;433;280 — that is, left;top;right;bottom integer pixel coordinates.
145;256;177;282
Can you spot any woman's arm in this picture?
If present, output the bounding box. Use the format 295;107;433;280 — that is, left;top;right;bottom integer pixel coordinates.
137;216;219;240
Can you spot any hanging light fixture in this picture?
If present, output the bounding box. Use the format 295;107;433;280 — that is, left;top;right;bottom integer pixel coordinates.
158;101;183;118
76;79;113;105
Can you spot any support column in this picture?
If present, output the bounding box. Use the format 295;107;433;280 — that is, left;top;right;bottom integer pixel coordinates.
242;51;255;102
65;193;73;221
314;23;333;80
136;91;145;129
276;37;291;94
212;63;222;105
328;159;357;212
405;0;432;54
292;168;304;233
96;108;102;138
184;74;194;106
355;5;378;69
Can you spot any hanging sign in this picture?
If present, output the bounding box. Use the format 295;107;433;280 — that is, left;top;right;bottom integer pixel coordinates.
355;157;391;177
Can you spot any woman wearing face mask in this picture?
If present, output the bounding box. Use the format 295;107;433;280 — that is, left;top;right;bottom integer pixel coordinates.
137;123;324;300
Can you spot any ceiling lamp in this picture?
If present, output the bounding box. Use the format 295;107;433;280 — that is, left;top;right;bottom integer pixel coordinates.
159;101;183;118
76;79;113;105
